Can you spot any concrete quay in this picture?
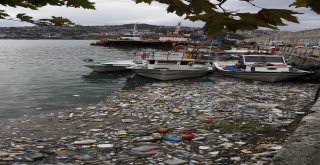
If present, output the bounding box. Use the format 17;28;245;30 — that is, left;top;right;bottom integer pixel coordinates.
279;46;320;81
272;96;320;165
245;28;320;46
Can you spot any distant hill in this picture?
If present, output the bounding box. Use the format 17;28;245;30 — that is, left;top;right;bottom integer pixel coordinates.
0;24;255;41
0;24;200;39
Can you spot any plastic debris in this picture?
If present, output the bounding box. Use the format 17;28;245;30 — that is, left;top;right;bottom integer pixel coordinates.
0;77;317;164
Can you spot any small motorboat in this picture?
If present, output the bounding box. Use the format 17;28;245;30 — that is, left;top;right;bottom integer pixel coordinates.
84;59;136;72
127;51;213;80
214;54;313;82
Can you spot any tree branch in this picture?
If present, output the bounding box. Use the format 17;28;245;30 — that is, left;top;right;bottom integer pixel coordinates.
217;0;227;13
240;0;263;9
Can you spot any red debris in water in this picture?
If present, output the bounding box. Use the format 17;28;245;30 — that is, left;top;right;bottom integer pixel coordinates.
182;134;195;140
216;109;225;113
180;130;193;134
202;119;214;124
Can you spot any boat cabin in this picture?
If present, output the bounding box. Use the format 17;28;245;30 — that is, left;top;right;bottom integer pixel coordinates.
145;51;207;70
238;55;290;72
159;33;191;42
120;33;142;41
119;24;143;41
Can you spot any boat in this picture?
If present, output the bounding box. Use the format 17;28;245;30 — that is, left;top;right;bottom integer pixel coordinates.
214;55;313;82
158;22;191;44
119;24;143;41
84;59;137;72
91;23;191;48
101;39;174;48
201;49;233;61
128;51;213;80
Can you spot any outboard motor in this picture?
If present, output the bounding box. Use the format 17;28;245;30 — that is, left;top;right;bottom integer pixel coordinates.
83;58;94;63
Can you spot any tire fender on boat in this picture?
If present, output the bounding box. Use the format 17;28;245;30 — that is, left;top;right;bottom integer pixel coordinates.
140;52;146;59
197;53;202;60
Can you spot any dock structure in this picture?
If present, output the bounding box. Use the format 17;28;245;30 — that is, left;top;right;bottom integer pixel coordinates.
245;28;320;48
244;28;320;60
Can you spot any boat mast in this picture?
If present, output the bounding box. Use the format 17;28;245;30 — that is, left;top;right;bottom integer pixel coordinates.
209;36;214;56
133;24;138;34
174;22;181;34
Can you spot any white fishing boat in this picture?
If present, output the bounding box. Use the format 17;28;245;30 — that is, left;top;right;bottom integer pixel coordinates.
119;24;143;41
84;59;136;72
159;22;191;43
201;49;233;61
214;55;313;82
128;51;212;80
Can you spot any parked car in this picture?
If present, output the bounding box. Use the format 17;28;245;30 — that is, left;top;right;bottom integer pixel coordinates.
306;43;318;49
294;44;304;48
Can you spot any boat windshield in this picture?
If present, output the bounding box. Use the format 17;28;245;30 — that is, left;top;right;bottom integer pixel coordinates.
244;56;264;63
157;61;178;64
244;56;284;64
264;56;285;63
123;34;141;37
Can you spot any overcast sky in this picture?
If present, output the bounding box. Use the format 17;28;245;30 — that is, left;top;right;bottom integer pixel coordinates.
0;0;319;31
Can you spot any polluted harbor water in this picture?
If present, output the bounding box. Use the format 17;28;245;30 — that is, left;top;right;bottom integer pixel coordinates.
0;76;318;164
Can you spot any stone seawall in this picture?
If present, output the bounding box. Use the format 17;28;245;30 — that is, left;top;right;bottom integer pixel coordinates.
280;46;320;69
272;94;320;165
245;28;320;46
279;46;320;81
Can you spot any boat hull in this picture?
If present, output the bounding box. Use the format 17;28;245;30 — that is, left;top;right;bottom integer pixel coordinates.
216;69;312;82
84;64;128;72
103;40;181;48
131;68;209;80
84;60;137;73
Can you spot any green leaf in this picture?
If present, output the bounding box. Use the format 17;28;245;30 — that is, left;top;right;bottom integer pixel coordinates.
16;13;34;23
204;18;227;34
2;1;96;26
164;0;188;16
290;0;308;7
66;0;95;9
188;0;216;14
0;0;95;10
238;13;277;30
186;14;212;22
16;13;75;26
135;0;153;4
187;13;251;34
49;16;75;26
290;0;320;14
0;10;9;19
187;12;280;34
257;9;300;26
34;16;75;26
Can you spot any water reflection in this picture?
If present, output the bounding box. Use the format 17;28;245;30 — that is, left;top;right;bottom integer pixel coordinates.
81;71;133;83
123;74;215;90
122;74;158;90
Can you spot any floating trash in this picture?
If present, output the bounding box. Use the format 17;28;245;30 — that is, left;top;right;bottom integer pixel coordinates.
0;77;317;164
165;135;182;142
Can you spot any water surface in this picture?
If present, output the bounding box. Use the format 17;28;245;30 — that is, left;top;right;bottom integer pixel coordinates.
0;40;153;119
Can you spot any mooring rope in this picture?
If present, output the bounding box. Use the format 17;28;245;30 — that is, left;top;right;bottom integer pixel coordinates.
315;84;320;102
